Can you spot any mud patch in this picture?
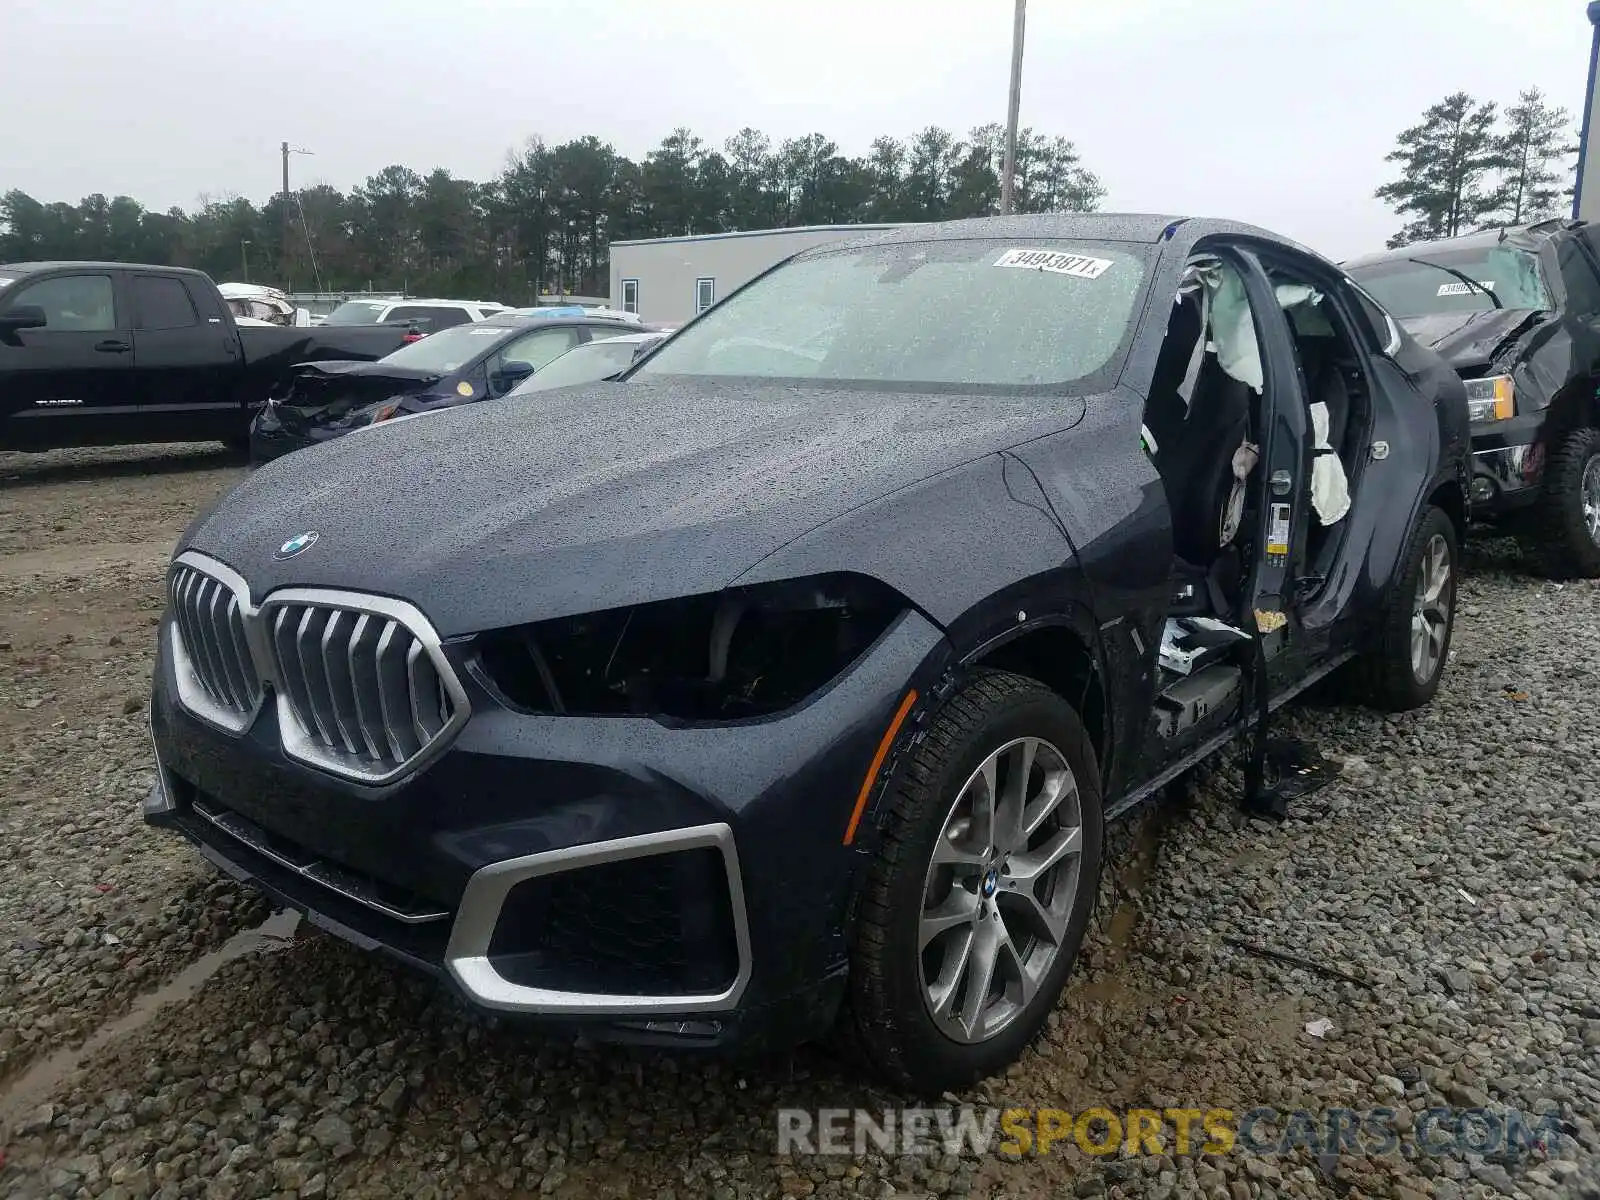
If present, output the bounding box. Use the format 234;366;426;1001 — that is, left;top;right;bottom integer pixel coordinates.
0;910;299;1136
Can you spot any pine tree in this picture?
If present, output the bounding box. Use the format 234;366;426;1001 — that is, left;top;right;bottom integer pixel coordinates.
1375;92;1506;247
1492;87;1576;225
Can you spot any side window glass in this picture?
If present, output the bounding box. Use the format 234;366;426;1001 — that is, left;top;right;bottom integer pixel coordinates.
1557;238;1600;315
133;276;199;330
585;325;631;343
1577;226;1600;276
8;274;116;331
424;307;469;330
1344;281;1398;355
499;328;580;372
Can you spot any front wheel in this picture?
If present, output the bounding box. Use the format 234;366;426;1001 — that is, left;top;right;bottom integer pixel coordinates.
1349;504;1458;712
1530;426;1600;579
843;670;1104;1095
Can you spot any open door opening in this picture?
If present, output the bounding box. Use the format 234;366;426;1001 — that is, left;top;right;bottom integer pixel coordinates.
1264;263;1374;590
1140;255;1267;745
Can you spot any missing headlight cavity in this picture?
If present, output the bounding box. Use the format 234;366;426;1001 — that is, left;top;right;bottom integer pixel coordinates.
476;573;905;720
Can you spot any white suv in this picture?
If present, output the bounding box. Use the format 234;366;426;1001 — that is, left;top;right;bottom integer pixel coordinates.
320;297;509;333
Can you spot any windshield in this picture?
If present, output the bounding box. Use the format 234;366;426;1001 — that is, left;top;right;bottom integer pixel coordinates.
513;338;648;393
1346;247;1552;318
635;238;1150;391
322;300;390;326
379;322;508;372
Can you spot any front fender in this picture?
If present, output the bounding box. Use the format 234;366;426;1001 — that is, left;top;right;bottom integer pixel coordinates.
732;451;1083;629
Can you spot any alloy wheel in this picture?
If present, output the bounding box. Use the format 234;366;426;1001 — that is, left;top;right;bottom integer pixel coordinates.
1581;454;1600;547
1410;532;1452;684
918;736;1084;1044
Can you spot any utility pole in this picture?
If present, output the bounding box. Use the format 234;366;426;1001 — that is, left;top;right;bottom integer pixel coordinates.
999;0;1027;216
240;239;251;283
280;142;313;288
281;142;291;287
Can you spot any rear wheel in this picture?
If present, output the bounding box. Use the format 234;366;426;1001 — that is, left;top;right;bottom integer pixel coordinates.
1349;504;1457;712
843;670;1103;1095
1529;427;1600;579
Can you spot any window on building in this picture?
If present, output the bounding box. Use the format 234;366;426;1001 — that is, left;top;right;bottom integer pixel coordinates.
695;277;715;315
621;279;639;315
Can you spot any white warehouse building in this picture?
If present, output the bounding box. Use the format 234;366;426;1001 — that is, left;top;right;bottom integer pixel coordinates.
607;224;899;325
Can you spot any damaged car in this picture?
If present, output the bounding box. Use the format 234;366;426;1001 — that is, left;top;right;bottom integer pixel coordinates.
146;214;1469;1094
248;312;640;462
1345;219;1600;576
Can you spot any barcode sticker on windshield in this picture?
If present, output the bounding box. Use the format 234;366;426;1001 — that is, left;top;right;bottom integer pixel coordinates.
993;248;1114;279
1436;280;1494;296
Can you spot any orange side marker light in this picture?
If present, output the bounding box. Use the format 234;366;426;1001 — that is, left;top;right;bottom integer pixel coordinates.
842;689;918;846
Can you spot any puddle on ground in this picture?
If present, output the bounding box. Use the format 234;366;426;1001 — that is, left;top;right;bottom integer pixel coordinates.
0;909;301;1136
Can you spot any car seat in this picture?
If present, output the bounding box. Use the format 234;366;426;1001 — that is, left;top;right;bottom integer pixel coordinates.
1145;291;1204;460
1157;357;1254;567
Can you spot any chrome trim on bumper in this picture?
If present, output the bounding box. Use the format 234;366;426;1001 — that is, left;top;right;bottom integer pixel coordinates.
1473;443;1533;489
144;703;177;816
190;799;450;925
445;823;753;1016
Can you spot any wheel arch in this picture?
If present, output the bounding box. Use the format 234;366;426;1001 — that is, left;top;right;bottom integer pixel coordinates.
960;620;1108;778
1427;476;1468;547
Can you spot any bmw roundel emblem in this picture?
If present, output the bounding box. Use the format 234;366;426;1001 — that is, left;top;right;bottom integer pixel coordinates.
274;531;319;560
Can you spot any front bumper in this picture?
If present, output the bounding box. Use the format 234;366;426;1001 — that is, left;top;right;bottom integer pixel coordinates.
248;406;366;465
1468;415;1544;517
147;601;947;1051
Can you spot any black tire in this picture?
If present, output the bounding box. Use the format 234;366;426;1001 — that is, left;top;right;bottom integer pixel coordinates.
1529;427;1600;580
843;669;1104;1096
1349;504;1458;712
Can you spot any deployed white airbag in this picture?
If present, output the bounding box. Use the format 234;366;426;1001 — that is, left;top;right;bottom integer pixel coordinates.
1186;261;1263;394
1309;401;1351;525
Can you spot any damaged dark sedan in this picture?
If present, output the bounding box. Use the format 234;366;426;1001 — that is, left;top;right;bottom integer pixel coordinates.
248;312;639;463
1345;218;1600;576
146;214;1469;1093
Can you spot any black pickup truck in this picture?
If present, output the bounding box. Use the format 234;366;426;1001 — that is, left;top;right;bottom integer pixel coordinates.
0;262;410;452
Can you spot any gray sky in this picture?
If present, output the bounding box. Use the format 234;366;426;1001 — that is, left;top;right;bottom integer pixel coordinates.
3;0;1592;259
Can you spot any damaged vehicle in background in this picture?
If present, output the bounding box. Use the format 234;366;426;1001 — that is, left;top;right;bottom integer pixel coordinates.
219;282;311;328
344;332;667;436
146;214;1468;1094
248;312;640;462
1345;218;1600;577
0;261;410;452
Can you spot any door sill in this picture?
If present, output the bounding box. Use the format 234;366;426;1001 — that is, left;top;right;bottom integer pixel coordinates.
1105;649;1354;822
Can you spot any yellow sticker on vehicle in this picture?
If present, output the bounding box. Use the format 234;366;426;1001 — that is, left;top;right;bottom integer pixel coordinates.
456;382;474;397
1255;609;1287;634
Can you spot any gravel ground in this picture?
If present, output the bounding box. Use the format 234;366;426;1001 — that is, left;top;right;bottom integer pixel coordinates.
1;444;1597;1200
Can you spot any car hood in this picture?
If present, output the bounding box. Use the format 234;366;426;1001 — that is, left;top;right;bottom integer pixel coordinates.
184;378;1089;637
1397;308;1546;372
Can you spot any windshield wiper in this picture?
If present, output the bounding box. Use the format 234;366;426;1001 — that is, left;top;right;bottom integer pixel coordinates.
1405;258;1503;310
